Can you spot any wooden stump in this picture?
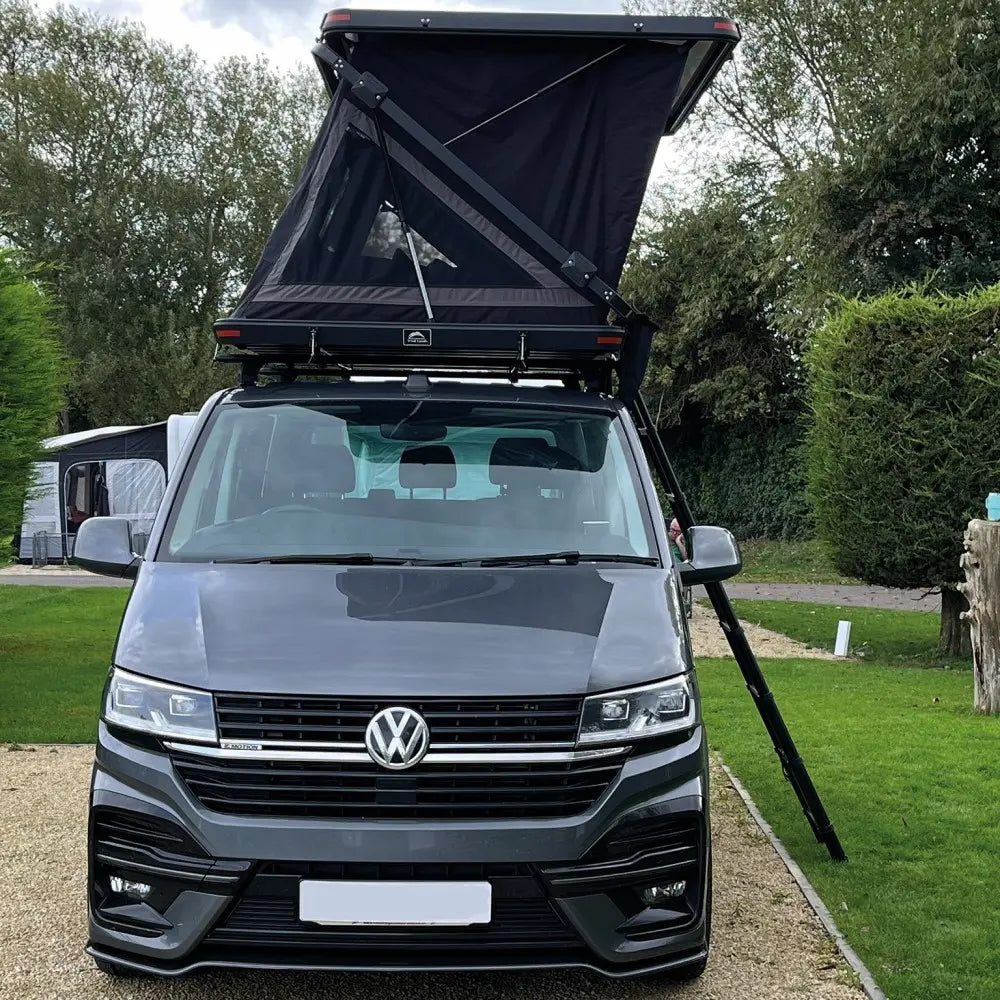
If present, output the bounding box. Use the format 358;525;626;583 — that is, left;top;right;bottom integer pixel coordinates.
960;520;1000;714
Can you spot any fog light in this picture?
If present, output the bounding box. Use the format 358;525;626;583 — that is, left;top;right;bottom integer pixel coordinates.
109;875;152;900
641;881;687;904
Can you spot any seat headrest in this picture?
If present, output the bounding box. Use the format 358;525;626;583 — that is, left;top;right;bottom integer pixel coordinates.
295;442;357;497
399;445;457;491
490;437;574;487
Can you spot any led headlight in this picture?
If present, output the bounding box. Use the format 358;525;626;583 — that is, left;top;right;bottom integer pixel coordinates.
578;676;696;745
103;668;217;743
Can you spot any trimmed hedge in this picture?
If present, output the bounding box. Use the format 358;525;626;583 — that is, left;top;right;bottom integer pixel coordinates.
807;284;1000;589
660;419;814;541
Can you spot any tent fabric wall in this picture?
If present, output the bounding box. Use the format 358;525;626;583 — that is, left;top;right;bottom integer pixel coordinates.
18;462;62;561
231;32;688;329
106;459;167;542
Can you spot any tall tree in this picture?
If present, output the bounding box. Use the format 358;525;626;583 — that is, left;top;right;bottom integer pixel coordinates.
0;1;325;429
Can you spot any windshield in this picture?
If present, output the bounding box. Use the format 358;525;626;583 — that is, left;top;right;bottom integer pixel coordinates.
159;399;656;564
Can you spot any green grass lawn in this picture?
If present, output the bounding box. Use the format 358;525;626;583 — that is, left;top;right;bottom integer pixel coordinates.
736;538;858;584
699;656;997;1000
0;586;127;742
730;597;969;669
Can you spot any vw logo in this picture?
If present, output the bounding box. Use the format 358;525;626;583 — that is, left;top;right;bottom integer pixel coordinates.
365;707;430;770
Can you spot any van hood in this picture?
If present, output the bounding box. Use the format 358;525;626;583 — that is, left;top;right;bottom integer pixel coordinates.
114;562;690;698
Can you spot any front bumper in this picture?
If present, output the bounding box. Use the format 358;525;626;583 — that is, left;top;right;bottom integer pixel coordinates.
87;722;710;978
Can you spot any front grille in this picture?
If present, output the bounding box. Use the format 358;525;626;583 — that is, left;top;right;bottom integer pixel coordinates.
203;861;582;953
215;693;583;747
171;749;626;819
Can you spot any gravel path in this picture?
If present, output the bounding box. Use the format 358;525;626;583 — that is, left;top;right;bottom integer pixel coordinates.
0;565;131;588
705;582;937;612
0;745;863;1000
689;604;836;660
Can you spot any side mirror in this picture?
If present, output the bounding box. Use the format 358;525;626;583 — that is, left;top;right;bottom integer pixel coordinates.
678;526;741;586
73;517;140;579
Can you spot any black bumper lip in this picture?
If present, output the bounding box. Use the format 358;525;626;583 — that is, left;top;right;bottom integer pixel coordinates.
85;941;709;979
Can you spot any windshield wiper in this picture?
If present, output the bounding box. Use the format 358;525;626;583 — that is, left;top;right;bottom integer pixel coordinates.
213;553;409;566
426;552;661;568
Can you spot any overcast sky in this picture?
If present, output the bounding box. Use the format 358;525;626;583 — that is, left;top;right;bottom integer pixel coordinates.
34;0;687;184
41;0;632;66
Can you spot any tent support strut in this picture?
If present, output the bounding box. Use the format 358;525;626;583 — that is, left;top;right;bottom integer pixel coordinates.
372;114;435;321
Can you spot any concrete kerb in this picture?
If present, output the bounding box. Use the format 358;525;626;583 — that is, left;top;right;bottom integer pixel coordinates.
717;757;887;1000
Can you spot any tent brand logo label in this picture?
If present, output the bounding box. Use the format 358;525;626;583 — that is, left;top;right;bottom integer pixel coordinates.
403;329;432;347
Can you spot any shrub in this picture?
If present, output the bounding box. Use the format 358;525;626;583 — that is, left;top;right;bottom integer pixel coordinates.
661;419;813;541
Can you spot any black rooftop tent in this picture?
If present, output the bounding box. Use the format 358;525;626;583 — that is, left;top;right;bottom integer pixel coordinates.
215;7;846;863
218;9;741;392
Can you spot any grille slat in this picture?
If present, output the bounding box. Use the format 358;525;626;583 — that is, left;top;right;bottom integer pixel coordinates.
215;693;583;747
171;751;625;819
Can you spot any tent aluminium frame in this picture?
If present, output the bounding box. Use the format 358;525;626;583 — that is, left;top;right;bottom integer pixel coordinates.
217;13;846;862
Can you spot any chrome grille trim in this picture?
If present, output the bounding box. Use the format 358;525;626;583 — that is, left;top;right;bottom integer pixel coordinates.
165;741;626;764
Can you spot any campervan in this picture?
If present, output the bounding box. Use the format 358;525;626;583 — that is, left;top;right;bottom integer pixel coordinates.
72;6;842;984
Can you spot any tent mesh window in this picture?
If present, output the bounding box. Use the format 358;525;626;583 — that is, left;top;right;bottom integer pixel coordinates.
281;126;539;290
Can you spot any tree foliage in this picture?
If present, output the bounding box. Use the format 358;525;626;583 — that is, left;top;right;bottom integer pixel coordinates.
0;0;325;429
0;251;66;543
622;170;799;428
807;284;1000;594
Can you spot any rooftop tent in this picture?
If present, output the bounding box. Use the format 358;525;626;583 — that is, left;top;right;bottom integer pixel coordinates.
219;7;739;382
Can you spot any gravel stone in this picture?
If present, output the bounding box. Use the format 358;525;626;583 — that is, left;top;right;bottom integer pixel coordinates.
0;746;864;1000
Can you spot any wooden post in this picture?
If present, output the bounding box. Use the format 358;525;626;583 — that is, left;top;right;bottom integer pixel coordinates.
960;520;1000;714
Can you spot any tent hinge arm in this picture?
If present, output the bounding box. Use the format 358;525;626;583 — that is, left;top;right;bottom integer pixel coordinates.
562;251;633;319
350;70;389;109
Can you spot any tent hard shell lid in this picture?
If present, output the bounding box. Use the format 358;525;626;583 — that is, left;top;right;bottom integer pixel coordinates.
216;8;740;394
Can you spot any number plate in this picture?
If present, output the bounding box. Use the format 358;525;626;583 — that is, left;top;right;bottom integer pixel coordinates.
299;880;492;927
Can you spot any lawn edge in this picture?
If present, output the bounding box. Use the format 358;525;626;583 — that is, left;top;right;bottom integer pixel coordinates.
716;755;887;1000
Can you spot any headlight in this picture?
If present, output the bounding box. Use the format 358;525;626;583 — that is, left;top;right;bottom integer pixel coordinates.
578;676;696;745
103;668;217;743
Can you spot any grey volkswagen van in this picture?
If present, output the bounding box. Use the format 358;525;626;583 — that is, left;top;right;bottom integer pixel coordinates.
77;376;741;981
72;4;749;984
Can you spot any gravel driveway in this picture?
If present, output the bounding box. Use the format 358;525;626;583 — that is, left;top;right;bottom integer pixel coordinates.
0;746;863;1000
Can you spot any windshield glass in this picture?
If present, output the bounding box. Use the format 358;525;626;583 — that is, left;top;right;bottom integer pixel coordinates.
159;399;656;563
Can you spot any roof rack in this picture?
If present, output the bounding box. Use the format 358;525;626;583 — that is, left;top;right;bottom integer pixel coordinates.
214;319;625;387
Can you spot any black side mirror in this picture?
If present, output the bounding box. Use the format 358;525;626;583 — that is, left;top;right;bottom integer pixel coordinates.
73;517;140;579
678;526;741;586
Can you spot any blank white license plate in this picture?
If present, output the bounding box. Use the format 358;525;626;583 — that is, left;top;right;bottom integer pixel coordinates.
298;880;492;927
